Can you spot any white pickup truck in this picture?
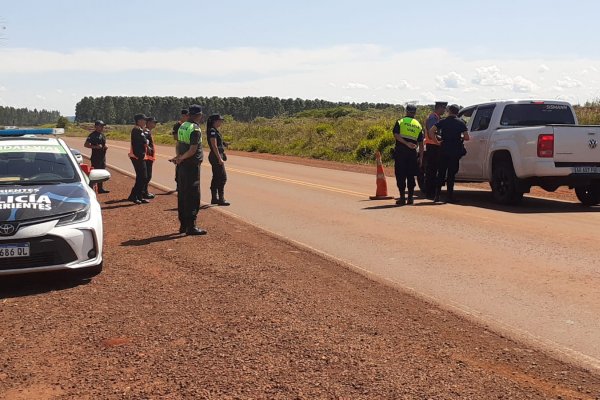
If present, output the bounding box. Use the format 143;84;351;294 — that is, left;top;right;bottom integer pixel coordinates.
455;100;600;205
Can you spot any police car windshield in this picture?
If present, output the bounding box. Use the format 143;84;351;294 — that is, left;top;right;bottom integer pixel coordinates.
0;144;78;185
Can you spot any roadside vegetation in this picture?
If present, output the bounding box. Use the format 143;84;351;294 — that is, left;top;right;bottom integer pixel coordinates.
64;104;600;165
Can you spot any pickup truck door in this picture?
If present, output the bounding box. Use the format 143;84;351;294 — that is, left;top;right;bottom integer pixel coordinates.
459;105;496;179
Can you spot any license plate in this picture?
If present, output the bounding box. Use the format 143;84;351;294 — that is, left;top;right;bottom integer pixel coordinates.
0;243;30;258
573;166;600;174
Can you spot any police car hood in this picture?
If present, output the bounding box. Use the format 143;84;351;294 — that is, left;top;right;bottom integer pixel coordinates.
0;183;90;222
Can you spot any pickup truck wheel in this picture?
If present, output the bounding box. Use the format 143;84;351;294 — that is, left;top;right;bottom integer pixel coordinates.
491;161;524;205
575;185;600;206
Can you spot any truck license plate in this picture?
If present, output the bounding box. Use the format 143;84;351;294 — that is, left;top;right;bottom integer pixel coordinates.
573;166;600;174
0;243;30;258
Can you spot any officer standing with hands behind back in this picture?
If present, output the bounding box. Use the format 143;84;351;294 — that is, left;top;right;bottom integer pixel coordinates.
171;104;207;236
392;104;424;206
84;120;109;193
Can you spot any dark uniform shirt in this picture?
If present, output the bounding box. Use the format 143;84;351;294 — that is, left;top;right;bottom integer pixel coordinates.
393;119;424;155
144;128;155;158
207;127;224;154
130;126;148;160
85;130;107;165
434;116;468;157
177;122;203;165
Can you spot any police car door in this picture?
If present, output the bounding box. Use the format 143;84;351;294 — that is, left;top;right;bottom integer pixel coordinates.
459;105;495;180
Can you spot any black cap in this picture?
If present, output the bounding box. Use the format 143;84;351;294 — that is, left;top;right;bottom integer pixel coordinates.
209;113;225;121
434;101;448;108
181;109;189;115
188;104;202;116
134;113;148;122
448;104;460;114
406;104;417;113
145;116;157;123
94;120;106;126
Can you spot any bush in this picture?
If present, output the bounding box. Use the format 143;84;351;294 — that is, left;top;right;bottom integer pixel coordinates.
366;124;388;140
354;138;378;161
56;116;70;128
315;123;335;138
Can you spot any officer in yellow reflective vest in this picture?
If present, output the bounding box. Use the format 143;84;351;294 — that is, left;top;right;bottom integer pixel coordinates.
392;104;424;206
171;104;207;236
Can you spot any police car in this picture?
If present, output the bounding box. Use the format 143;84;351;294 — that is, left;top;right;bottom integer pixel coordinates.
0;128;110;278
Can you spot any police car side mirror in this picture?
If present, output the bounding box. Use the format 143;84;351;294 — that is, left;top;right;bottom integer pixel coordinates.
89;169;111;183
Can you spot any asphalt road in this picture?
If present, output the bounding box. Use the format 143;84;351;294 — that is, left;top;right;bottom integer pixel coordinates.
66;137;600;372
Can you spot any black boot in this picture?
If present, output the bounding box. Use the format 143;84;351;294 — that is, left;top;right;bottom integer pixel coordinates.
433;188;441;203
217;189;230;206
396;191;406;206
407;189;414;205
210;188;219;205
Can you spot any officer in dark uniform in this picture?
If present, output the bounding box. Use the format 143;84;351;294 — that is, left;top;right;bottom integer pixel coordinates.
428;104;470;203
207;114;230;206
128;113;149;204
84;120;109;193
142;116;157;199
423;101;447;199
393;104;424;206
172;104;207;236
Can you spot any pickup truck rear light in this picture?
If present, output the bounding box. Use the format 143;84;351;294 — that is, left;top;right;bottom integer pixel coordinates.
537;134;554;158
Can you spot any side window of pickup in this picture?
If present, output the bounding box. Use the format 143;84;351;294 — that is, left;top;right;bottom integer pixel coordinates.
458;106;476;129
471;106;496;131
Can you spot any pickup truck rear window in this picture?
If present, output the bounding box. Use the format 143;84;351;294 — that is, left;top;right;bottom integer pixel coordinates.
500;104;575;126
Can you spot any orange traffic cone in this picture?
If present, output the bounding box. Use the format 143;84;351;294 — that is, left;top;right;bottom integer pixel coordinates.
369;151;393;200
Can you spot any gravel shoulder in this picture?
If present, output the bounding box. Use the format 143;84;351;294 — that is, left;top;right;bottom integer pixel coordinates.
0;170;598;399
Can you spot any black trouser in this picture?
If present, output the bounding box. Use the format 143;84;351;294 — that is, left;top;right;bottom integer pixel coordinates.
143;160;154;195
91;157;106;191
177;162;201;229
208;152;227;192
424;144;441;198
394;149;418;196
129;157;147;200
436;154;460;197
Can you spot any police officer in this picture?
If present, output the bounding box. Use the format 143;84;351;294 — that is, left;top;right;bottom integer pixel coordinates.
423;101;447;199
428;104;470;203
207;114;230;206
393;104;424;206
142;116;157;199
84;120;109;193
172;104;207;236
128;113;149;204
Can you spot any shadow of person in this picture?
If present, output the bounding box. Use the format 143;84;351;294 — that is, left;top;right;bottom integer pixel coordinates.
121;233;182;247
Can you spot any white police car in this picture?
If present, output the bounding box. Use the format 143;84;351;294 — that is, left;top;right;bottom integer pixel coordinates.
0;128;110;278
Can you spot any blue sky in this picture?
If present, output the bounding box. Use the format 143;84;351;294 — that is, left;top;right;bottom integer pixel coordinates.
1;0;599;115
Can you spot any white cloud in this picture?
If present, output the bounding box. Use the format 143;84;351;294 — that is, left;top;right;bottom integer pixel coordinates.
538;64;550;73
556;76;582;88
342;82;369;90
436;71;466;89
472;65;512;86
56;89;63;94
512;76;538;93
35;94;46;100
384;80;414;90
0;86;6;92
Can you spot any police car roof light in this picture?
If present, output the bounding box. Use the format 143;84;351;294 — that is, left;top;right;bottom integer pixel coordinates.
0;128;65;136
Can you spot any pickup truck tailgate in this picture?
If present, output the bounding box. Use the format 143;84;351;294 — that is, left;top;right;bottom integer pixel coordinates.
553;125;600;166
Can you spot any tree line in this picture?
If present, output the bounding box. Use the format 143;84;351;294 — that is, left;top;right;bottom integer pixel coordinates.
74;96;397;124
0;106;61;126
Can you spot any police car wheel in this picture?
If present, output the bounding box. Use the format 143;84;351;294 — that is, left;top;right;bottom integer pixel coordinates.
575;185;600;206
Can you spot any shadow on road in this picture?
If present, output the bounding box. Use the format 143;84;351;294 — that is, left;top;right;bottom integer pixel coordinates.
121;233;182;247
0;273;90;299
361;190;599;214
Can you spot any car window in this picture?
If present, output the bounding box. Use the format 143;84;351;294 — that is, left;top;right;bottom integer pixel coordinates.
0;143;78;185
471;106;496;131
500;104;575;126
458;106;476;128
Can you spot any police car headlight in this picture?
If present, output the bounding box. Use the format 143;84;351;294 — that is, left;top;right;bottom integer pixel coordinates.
56;207;91;226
